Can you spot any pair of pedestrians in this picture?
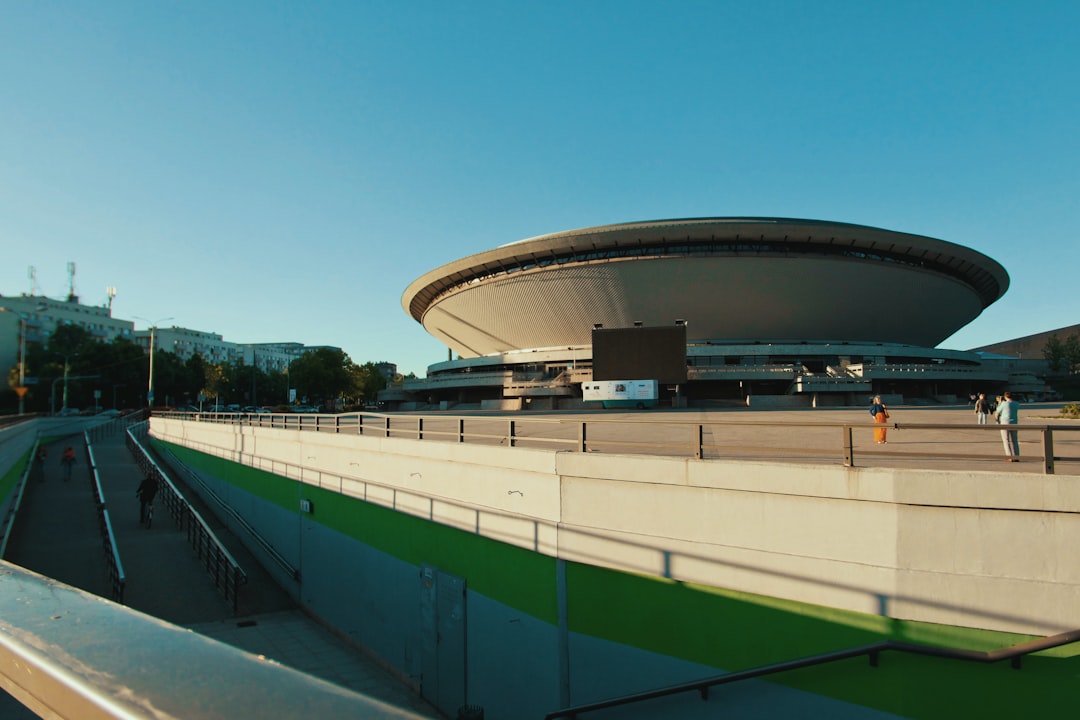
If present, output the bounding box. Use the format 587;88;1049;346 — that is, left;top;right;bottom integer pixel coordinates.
35;445;77;481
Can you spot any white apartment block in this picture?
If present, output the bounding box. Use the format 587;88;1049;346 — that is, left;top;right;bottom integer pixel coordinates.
1;293;335;378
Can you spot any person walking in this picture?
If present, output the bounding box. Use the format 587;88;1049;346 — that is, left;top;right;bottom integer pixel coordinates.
973;393;990;425
869;395;890;444
136;475;159;526
35;446;47;482
60;446;76;481
994;391;1020;461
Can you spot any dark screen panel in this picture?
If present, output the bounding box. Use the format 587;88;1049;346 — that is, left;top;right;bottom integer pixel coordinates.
592;325;687;383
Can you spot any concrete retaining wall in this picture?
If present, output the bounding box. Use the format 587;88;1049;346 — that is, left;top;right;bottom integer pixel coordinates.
148;416;1080;719
151;416;1080;636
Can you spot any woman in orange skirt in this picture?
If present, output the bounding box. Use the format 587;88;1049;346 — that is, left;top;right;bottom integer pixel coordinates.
869;395;889;444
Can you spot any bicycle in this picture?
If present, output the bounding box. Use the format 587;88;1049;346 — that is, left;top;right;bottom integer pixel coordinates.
137;475;158;528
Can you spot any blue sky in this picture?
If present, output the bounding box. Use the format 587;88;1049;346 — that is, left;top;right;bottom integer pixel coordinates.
2;2;1077;376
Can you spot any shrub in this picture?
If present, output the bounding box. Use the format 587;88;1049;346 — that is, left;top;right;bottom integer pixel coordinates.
1062;403;1080;419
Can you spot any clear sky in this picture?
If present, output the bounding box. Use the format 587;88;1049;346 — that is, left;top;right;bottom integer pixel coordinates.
2;2;1077;376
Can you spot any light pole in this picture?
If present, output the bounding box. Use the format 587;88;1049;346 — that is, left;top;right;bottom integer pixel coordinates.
0;305;45;414
50;351;77;414
0;308;28;414
134;316;173;408
62;354;70;412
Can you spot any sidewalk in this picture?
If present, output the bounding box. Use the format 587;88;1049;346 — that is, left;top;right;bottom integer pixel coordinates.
3;428;441;719
3;436;110;598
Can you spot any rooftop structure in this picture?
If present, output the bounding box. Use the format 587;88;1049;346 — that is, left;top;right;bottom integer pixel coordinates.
404;217;1009;358
395;218;1041;409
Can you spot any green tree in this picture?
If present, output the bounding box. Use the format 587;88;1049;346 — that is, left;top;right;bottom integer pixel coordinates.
1046;333;1080;375
203;363;228;406
1044;335;1067;373
289;348;354;409
1065;334;1080;374
351;362;387;405
184;354;208;405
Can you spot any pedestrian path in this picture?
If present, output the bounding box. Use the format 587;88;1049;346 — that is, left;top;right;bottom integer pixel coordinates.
2;427;441;719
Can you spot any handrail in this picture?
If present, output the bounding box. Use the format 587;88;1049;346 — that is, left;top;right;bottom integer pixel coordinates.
84;432;126;603
157;409;1080;475
126;425;248;612
0;558;430;720
543;628;1080;719
154;443;300;582
0;441;37;557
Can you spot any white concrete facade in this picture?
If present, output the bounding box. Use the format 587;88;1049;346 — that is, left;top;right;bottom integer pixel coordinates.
151;416;1080;637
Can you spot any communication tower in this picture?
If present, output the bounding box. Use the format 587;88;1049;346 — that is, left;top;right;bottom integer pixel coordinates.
66;262;78;303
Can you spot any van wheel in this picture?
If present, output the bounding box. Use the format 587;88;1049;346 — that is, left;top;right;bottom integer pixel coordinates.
636;402;645;409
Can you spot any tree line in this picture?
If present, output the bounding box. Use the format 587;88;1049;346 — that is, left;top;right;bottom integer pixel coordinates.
1043;333;1080;375
3;324;395;414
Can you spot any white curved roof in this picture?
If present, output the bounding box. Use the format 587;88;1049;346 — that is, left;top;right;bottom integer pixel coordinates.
403;218;1009;358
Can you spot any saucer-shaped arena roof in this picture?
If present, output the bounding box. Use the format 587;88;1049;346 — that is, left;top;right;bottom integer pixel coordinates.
403;218;1009;359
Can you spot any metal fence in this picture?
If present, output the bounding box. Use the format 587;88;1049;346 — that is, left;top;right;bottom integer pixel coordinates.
160;409;1080;475
84;433;126;603
126;424;248;612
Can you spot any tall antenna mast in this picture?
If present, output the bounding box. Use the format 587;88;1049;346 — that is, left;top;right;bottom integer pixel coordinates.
28;266;38;296
106;286;117;314
67;261;77;303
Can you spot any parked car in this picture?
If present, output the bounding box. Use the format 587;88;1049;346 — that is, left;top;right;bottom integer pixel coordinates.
292;405;318;413
97;409;122;418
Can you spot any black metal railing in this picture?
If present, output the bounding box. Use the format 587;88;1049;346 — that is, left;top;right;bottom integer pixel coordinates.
543;628;1080;719
0;442;37;558
126;425;248;612
84;432;126;603
155;444;299;583
158;410;1080;475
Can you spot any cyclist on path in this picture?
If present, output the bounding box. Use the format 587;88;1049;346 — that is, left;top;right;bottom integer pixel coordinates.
136;475;159;525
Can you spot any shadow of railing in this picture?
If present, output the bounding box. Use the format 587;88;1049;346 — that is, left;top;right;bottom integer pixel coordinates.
155;427;1069;635
542;628;1080;719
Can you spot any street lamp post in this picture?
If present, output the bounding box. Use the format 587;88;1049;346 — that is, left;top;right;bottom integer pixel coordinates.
62;354;71;412
134;316;173;408
49;351;77;415
0;307;30;414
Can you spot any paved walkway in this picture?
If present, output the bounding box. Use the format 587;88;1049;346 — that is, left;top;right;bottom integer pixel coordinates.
2;428;441;719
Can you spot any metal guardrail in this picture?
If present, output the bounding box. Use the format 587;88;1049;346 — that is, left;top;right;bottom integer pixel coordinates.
84;432;126;603
0;441;37;558
126;425;248;612
155;443;300;582
160;409;1080;474
0;559;427;720
543;627;1080;719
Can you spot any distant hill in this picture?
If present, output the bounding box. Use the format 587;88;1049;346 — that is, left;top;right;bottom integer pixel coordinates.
972;323;1080;359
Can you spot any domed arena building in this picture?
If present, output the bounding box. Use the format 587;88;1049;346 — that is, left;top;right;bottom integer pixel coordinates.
393;218;1046;409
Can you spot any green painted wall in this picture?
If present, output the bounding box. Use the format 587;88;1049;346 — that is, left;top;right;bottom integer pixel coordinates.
159;439;1080;719
1;448;30;501
161;441;558;623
